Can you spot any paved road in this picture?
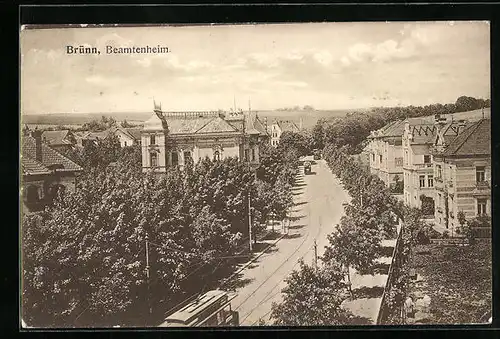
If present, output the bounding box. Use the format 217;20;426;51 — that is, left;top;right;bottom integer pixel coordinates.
226;157;350;325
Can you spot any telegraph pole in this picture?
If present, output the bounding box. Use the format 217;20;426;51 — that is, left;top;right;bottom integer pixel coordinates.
145;234;152;315
248;190;253;252
314;240;318;268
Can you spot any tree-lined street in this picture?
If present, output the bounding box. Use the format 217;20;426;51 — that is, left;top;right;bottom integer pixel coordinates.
226;157;350;325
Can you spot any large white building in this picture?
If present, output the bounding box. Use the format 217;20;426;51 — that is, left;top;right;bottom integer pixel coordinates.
141;104;268;172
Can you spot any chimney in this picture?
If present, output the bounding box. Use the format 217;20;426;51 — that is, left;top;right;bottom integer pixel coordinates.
299;117;303;130
458;119;466;134
32;129;43;162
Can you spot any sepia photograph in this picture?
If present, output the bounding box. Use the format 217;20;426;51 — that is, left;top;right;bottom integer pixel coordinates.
19;21;492;328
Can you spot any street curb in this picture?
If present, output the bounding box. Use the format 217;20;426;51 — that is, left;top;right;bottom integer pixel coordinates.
221;232;286;287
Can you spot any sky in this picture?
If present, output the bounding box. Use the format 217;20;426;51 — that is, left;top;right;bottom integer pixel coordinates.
20;22;490;114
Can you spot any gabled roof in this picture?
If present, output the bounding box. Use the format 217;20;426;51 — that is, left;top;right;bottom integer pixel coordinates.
434;120;476;146
124;127;142;140
276;120;300;132
442;119;491;156
22;135;83;173
253;115;269;136
41;130;72;146
370;118;430;139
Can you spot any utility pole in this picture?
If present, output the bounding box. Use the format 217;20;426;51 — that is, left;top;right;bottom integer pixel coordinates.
248;190;253;252
313;240;318;268
360;177;364;208
145;234;152;315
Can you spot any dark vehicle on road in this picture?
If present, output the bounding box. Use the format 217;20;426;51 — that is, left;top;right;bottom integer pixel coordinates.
304;161;312;174
159;290;239;327
313;149;321;160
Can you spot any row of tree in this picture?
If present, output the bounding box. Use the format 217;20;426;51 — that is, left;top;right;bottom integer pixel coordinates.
311;96;490;154
270;144;426;325
22;136;299;327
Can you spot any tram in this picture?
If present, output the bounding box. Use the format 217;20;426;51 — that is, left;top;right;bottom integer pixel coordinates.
159;290;239;327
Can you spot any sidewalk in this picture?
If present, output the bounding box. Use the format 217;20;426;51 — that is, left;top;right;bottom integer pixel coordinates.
341;238;397;324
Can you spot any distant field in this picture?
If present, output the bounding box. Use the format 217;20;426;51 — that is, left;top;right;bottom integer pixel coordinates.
22;112;151;126
21;107;489;131
21;109;360;130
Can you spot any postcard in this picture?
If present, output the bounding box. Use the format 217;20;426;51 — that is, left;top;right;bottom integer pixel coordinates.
20;21;491;328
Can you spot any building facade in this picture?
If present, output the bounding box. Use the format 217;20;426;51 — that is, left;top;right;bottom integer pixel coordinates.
402;121;438;208
432;119;491;231
367;120;409;189
268;120;301;147
21;129;83;213
141;105;268;173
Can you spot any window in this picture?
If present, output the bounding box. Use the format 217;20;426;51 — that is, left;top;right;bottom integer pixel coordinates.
372;153;375;162
150;152;157;167
214;150;220;161
477;199;487;215
184;151;192;164
124;141;127;147
252;148;256;161
379;155;382;164
404;150;409;165
436;165;442;179
424;155;431;163
419;175;426;188
476;166;485;182
395;139;402;146
172;152;178;166
245;149;250;162
428;175;434;188
150;135;156;145
395;157;403;166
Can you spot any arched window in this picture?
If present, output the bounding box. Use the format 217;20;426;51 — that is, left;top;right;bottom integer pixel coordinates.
214;150;220;161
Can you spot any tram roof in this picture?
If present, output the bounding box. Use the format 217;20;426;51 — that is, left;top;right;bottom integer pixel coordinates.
161;290;229;325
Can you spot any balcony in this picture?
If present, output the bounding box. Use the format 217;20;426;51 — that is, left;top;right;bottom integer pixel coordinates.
472;181;490;197
476;180;490;189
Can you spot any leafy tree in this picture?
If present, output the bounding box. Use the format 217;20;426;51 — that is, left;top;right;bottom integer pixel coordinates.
117;145;142;172
270;260;352;326
277;131;311;156
323;206;384;290
120;119;135;128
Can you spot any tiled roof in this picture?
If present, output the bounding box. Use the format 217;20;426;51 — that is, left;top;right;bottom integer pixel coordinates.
41;130;72;146
253;115;269;136
195;116;239;134
22;135;83;173
442;119;491;156
124;127;142;140
21;156;52;176
276;120;300;132
141;111;269;136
